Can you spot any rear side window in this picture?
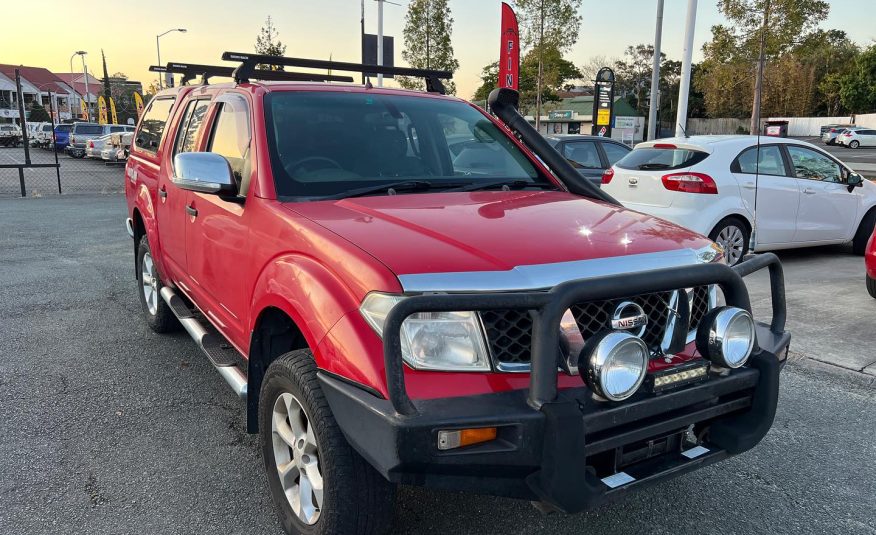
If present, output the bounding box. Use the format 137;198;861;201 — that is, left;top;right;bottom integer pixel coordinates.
601;142;630;166
74;124;103;135
615;147;708;171
732;145;787;176
135;98;175;154
562;141;601;169
207;95;252;195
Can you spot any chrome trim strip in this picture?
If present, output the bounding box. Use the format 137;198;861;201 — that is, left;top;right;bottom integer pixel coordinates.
397;246;720;293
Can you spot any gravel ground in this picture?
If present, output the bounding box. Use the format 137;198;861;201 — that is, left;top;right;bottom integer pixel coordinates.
1;195;874;535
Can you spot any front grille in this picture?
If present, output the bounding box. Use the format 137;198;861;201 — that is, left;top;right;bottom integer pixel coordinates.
480;286;713;367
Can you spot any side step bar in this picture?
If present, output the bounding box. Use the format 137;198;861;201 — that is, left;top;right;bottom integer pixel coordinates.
160;287;248;400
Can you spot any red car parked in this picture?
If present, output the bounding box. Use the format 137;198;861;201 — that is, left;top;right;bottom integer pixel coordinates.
125;54;790;535
866;227;876;298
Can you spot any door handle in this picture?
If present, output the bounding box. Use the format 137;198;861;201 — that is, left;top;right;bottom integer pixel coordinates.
158;186;167;199
743;182;756;190
185;204;198;217
802;187;816;194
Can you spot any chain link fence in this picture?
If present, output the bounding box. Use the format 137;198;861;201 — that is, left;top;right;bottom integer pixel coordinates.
0;142;125;197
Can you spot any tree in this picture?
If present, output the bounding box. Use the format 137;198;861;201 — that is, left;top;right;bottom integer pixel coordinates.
579;55;617;84
111;72;128;81
714;0;829;132
398;0;460;94
28;102;50;123
471;45;581;114
514;0;583;128
255;16;287;69
839;45;876;113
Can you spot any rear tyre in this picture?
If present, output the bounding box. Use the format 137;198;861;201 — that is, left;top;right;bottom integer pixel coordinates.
260;350;395;535
136;235;179;333
709;217;750;266
852;209;876;255
849;140;860;149
867;276;876;299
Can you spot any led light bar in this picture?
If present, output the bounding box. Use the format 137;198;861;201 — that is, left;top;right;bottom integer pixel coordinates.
649;362;709;392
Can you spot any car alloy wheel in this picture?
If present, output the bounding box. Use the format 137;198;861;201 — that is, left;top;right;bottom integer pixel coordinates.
716;225;745;265
271;392;324;526
850;140;860;149
141;252;159;315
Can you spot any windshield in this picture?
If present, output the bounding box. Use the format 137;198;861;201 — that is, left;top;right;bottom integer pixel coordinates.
616;147;709;171
56;125;72;132
265;91;547;199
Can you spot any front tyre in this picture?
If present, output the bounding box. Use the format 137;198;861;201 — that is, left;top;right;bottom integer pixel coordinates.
136;235;179;333
710;217;750;266
260;350;395;535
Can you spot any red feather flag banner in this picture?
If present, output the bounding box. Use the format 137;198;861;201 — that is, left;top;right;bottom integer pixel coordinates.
499;2;520;91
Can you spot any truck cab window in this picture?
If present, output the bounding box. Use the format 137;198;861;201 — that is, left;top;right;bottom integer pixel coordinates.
207;96;252;196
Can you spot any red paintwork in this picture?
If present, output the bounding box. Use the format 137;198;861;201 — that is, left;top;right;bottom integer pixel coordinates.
866;227;876;279
126;81;714;400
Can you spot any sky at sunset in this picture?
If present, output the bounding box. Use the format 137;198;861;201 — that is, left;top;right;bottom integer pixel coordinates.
2;0;874;99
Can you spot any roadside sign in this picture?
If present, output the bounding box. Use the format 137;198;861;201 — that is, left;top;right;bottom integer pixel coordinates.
615;116;636;129
591;67;615;137
549;110;573;120
362;34;395;78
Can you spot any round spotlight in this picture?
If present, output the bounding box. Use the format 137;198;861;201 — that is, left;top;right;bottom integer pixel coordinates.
696;306;756;368
582;331;649;401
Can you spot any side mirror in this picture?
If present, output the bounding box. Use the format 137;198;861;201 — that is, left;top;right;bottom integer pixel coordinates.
848;172;864;187
173;152;237;195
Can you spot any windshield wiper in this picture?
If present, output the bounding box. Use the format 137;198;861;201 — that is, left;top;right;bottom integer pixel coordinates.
445;179;557;193
638;163;672;170
328;180;470;200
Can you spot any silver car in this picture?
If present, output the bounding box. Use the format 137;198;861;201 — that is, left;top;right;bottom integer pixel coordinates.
85;134;113;159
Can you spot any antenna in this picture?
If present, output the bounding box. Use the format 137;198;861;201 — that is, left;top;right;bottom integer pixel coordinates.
677;122;688;138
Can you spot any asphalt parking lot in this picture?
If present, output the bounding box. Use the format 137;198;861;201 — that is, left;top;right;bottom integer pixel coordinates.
0;146;124;197
1;195;874;535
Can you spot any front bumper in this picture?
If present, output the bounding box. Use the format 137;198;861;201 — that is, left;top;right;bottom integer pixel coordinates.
321;254;789;512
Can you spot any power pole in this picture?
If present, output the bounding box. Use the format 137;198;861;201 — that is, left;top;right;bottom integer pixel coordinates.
675;0;697;137
647;0;664;141
535;0;544;132
750;0;771;135
377;0;385;87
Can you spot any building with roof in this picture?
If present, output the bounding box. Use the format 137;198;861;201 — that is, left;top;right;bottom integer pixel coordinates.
529;95;645;143
55;72;103;121
0;64;77;124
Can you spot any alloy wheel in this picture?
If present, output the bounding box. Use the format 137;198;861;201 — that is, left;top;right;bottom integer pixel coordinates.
141;252;159;315
272;392;324;526
716;225;745;265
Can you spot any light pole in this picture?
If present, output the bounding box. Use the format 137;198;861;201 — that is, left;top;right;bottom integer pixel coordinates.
675;0;698;137
69;51;86;121
156;28;187;89
71;51;92;122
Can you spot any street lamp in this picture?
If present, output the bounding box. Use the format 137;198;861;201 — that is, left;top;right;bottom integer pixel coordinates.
156;28;187;89
71;50;91;122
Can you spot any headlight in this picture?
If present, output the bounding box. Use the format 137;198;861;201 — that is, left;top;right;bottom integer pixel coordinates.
359;293;491;371
696;306;755;368
582;331;648;401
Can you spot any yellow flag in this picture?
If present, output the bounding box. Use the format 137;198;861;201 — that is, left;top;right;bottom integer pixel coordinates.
80;98;88;120
133;92;145;119
109;97;118;124
97;96;108;125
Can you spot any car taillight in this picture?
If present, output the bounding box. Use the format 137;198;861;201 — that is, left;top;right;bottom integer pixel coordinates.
661;172;718;194
88;141;94;148
602;167;615;185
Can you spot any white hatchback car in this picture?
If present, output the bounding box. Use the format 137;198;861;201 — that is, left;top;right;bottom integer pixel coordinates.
837;128;876;149
601;136;876;265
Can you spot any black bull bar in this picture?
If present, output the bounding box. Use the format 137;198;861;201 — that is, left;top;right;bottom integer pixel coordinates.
383;253;786;417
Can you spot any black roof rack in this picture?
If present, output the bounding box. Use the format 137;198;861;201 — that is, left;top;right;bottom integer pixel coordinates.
149;62;354;86
221;51;452;94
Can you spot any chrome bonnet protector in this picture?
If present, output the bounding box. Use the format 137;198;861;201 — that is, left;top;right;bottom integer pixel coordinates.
397;245;722;293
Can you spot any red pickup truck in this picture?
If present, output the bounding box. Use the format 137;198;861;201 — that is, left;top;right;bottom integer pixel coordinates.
125;53;790;535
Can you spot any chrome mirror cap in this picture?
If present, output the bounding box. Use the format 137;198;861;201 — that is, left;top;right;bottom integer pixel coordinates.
172;152;237;195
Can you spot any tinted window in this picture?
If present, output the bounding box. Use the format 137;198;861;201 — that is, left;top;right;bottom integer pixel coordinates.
175;99;211;155
74;124;103;135
266;92;544;198
208;96;251;195
735;145;786;176
616;147;709;171
786;146;841;182
135;98;175;153
109;126;126;133
562;141;601;169
601;142;630;166
56;124;72;133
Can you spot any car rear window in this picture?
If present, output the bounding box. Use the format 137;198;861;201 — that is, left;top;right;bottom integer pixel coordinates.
615;147;709;171
56;124;72;132
74;124;103;135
